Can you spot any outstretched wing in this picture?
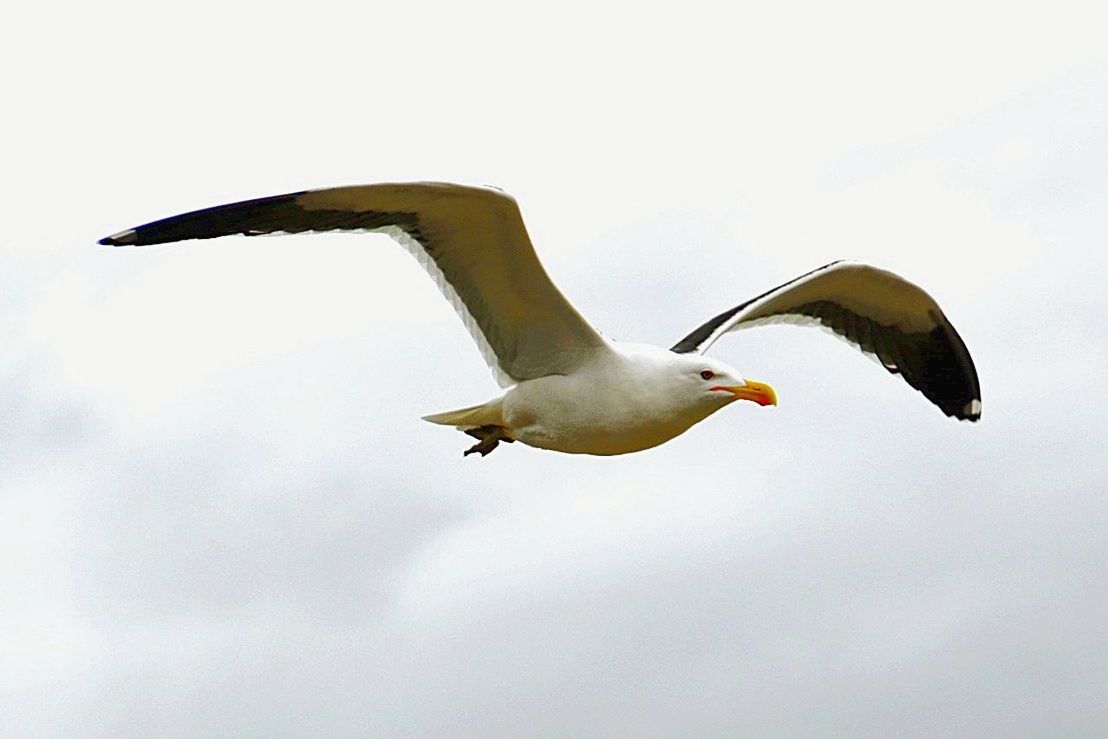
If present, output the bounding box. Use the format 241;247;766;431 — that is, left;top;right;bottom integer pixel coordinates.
100;182;609;386
671;261;981;421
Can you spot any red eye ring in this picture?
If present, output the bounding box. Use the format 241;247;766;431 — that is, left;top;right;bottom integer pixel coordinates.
700;369;715;380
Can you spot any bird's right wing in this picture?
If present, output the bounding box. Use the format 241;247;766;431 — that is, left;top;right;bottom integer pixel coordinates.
100;183;610;386
671;261;981;421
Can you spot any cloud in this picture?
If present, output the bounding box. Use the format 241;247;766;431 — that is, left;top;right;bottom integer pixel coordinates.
4;7;1108;736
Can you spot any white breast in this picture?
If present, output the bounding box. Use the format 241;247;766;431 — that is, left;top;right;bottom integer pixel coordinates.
502;343;717;455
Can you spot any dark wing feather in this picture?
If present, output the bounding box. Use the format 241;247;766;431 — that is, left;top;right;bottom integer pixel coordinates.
671;261;982;421
99;191;424;244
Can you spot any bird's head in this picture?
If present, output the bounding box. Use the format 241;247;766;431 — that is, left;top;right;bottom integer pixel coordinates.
673;354;778;410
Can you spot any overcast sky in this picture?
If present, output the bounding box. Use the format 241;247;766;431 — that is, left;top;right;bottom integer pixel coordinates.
4;1;1108;736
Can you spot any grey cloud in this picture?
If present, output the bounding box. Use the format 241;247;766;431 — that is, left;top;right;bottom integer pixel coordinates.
6;50;1108;739
0;363;95;473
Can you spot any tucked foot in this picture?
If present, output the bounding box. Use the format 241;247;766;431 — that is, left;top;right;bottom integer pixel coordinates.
462;425;514;457
464;437;500;457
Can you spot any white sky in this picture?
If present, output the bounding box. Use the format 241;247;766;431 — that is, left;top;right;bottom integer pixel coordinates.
4;1;1108;735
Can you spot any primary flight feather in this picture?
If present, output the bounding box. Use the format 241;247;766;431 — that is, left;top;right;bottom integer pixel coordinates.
100;182;981;456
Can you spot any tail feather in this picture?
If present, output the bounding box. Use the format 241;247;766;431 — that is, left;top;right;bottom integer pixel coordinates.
422;400;504;429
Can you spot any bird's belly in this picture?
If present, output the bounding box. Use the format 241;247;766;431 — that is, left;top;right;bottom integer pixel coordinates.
502;379;696;456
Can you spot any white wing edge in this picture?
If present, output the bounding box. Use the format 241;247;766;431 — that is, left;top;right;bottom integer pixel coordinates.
374;225;515;388
222;223;516;386
714;313;898;370
693;261;849;355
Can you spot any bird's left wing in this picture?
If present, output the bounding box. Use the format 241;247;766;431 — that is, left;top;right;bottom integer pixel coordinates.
99;183;610;386
670;261;981;421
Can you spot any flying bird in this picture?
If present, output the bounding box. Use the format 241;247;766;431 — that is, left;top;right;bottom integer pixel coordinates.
100;183;981;457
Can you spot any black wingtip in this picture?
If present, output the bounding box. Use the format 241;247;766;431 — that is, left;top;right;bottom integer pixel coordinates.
99;228;138;246
941;396;982;422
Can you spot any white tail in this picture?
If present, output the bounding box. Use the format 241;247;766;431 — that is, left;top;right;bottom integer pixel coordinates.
421;399;504;429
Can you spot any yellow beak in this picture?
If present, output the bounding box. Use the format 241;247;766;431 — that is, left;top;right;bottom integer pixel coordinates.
712;379;778;407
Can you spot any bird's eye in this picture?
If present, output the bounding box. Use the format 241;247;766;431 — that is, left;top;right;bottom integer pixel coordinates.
699;369;715;380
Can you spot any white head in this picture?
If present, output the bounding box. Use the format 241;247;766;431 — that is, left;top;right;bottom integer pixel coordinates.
667;352;778;412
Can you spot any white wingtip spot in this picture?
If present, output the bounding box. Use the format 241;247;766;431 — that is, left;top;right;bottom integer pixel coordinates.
966;399;982;417
105;228;137;245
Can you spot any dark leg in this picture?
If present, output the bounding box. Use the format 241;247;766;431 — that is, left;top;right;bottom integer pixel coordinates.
462;425;513;457
464;437;500;457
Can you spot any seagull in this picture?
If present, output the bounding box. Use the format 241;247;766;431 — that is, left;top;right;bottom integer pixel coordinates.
100;182;981;457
